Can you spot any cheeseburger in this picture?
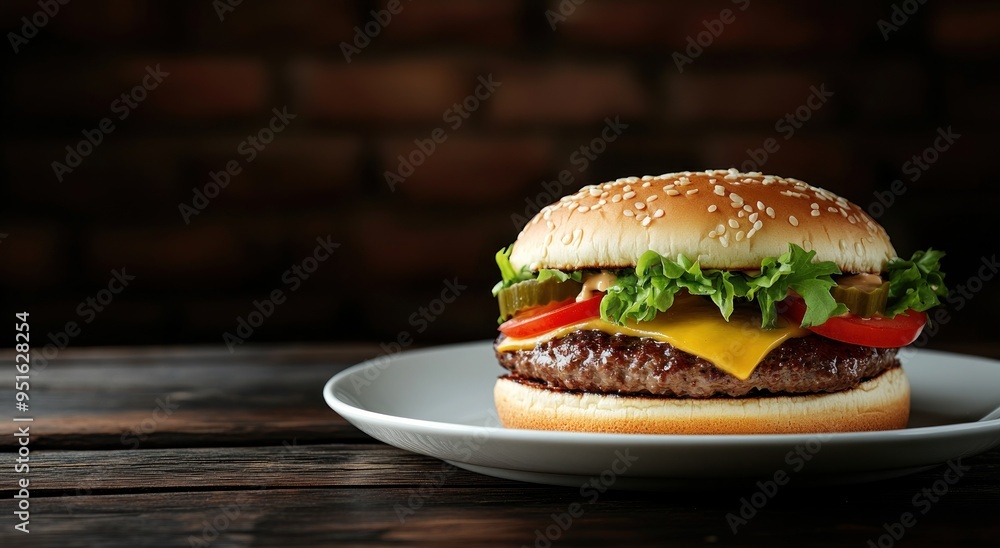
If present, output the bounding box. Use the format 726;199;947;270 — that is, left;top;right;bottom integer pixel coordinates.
491;169;946;434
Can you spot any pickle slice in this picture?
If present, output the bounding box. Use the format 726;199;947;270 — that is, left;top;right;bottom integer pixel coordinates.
497;278;583;320
831;281;890;317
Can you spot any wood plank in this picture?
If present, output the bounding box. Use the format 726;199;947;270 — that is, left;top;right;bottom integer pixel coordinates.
4;472;999;547
8;442;999;496
0;349;386;449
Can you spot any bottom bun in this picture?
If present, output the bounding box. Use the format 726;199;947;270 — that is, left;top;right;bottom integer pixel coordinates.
494;367;910;435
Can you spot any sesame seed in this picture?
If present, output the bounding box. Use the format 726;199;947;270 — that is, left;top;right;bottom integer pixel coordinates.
623;185;632;192
625;176;639;183
624;209;634;217
716;224;726;234
642;216;652;226
708;204;718;212
647;195;658;202
686;188;699;195
729;219;739;229
589;204;601;211
546;221;555;229
811;203;820;210
738;210;746;218
589;187;602;196
635;202;646;210
666;189;681;196
749;212;759;223
848;216;857;224
747;228;757;239
642;182;652;188
720;235;730;247
811;210;820;217
854;242;864;255
714;185;726;196
730;193;744;205
736;231;746;241
766;207;775;219
828;207;838;213
743;205;753;213
839;239;847;251
561;233;572;244
756;201;765;211
653;209;664;218
789;216;799;227
599;199;607;205
709;231;718;238
577;206;588;213
623;191;636;199
709;178;717;183
803;240;813;251
612;194;622;203
641;175;653;181
754;220;763;230
636;212;647;221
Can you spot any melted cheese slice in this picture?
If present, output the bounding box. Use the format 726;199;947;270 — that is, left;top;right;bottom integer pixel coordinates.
496;298;809;380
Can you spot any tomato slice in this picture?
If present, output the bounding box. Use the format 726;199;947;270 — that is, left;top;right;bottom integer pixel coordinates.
498;295;603;338
780;295;926;348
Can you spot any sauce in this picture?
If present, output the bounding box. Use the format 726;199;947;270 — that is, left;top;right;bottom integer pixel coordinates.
577;272;617;301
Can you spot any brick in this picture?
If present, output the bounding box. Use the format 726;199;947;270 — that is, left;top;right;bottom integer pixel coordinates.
189;0;356;48
352;209;513;280
178;135;363;207
138;58;269;119
8;57;268;120
946;74;1000;123
291;59;469;123
379;0;522;46
554;0;872;51
488;63;648;125
0;225;64;289
665;71;833;122
84;223;254;288
5;139;178;219
380;136;554;203
847;61;928;120
933;2;1000;51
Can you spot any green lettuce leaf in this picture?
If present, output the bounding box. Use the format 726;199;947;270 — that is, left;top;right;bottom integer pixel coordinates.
884;249;947;317
745;245;847;328
490;246;581;297
600;244;845;328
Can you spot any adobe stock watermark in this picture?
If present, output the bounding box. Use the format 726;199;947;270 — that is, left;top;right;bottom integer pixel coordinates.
187;438;299;547
510;116;629;229
179;106;296;224
384;74;502;191
394;416;501;523
7;0;72;53
212;0;242;21
340;0;412;62
866;126;961;219
120;395;180;449
545;0;586;30
897;253;998;362
31;268;136;371
673;0;750;72
51;64;169;182
348;278;468;393
740;83;834;173
865;459;970;548
877;0;927;41
222;236;339;352
524;449;639;548
725;433;832;534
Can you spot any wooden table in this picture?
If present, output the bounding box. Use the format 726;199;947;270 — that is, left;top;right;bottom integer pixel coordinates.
2;345;998;547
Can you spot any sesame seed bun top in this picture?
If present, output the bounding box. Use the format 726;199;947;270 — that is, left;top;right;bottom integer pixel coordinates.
509;169;896;274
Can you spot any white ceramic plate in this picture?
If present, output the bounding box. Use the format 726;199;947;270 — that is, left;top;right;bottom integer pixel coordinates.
324;342;1000;488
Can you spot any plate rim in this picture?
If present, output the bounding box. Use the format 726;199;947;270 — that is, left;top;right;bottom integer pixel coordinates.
324;341;1000;447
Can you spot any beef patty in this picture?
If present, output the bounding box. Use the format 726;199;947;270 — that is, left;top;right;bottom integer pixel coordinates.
495;330;900;398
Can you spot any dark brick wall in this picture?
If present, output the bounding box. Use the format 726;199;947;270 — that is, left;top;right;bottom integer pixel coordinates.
1;0;998;351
